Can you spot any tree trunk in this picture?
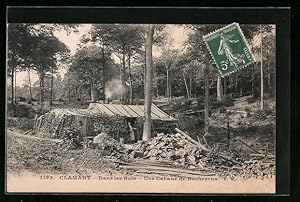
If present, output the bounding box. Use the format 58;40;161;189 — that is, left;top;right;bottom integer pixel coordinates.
73;89;76;102
79;87;82;104
120;57;123;103
223;77;227;98
217;75;223;102
10;67;15;116
144;46;146;97
250;44;255;95
189;77;192;98
260;25;264;110
90;81;95;102
27;69;32;102
102;47;106;103
267;59;271;89
14;68;17;103
153;60;158;98
39;71;45;112
251;64;255;94
204;65;209;136
166;66;169;103
68;74;70;104
75;87;78;101
182;71;190;99
235;75;238;92
143;24;155;141
90;66;97;102
50;66;54;110
169;74;172;103
11;67;14;106
122;46;126;104
128;48;133;104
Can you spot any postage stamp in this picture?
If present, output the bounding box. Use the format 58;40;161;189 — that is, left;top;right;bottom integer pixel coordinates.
203;22;255;77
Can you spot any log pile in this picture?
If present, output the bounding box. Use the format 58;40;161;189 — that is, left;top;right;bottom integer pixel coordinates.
126;129;275;179
129;130;239;170
239;160;275;179
34;110;72;138
109;158;216;178
34;108;91;138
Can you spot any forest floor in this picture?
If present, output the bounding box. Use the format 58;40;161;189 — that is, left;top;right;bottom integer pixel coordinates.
7;128;126;176
6;96;276;178
208;96;276;155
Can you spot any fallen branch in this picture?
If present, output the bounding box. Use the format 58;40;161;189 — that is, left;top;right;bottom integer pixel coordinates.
236;139;262;154
226;109;249;114
215;165;243;170
135;169;216;178
121;164;214;176
249;153;275;158
175;128;210;152
202;135;208;145
135;159;175;166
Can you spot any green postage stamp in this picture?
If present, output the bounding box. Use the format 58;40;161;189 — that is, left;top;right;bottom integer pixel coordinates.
203;22;255;77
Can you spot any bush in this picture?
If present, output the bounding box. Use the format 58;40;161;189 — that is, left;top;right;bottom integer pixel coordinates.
211;98;234;109
253;109;267;120
265;107;275;116
184;99;192;106
246;96;257;104
34;108;50;117
60;127;84;150
92;114;128;138
17;118;35;131
14;103;36;118
7;117;35;131
7;118;19;128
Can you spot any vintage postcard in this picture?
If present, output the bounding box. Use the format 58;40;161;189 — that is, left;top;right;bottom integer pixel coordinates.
6;21;276;193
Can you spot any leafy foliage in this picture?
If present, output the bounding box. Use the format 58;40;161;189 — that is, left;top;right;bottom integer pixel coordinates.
60;126;84;150
91;114;128;138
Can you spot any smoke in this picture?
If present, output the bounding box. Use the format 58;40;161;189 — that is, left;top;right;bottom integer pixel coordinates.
105;79;127;100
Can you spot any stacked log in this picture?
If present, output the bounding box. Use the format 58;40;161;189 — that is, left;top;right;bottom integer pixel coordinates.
34;109;88;138
128;131;275;179
130;132;229;169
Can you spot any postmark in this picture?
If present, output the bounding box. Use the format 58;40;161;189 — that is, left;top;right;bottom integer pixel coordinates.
203;22;255;77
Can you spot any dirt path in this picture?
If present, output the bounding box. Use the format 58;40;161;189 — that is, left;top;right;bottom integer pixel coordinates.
7;128;61;143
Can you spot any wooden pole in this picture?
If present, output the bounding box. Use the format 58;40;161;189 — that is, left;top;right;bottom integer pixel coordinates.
264;143;269;161
226;111;230;149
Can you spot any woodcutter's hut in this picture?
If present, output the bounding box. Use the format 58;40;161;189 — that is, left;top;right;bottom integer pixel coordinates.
34;103;177;142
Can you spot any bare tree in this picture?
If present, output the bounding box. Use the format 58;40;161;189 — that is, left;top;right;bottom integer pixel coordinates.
27;68;32;102
260;25;264;110
217;75;223;102
143;25;155;141
204;64;209;136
